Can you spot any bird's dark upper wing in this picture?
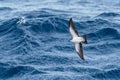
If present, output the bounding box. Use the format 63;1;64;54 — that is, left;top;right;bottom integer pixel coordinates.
75;43;85;60
69;18;79;37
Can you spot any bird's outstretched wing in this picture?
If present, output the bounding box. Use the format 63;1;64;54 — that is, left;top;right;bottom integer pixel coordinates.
69;18;79;37
75;43;85;60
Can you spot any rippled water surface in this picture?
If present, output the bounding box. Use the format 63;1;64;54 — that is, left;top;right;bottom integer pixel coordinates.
0;0;120;80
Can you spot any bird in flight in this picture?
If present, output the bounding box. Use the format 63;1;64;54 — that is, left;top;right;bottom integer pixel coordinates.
17;17;26;24
69;18;87;60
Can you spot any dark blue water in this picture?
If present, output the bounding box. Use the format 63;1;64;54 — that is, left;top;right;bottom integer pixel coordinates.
0;0;120;80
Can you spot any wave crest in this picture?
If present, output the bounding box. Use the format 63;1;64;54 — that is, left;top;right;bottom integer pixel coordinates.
97;12;120;17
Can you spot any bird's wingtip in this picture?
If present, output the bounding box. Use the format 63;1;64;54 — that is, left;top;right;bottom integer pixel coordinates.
82;58;85;61
69;18;73;26
70;18;72;21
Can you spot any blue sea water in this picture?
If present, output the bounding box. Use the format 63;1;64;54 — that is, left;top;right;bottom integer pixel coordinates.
0;0;120;80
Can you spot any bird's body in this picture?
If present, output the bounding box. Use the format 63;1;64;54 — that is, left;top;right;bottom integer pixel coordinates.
70;37;85;43
69;18;87;60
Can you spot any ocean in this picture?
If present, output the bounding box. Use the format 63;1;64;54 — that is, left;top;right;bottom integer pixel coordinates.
0;0;120;80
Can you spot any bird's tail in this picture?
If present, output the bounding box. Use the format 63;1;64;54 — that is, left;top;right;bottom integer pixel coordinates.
82;35;87;44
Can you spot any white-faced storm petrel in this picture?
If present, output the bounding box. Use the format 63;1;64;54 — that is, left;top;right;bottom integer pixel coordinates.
69;18;87;60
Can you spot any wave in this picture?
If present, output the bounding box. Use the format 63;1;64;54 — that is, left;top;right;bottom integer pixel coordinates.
0;7;13;11
0;18;20;36
0;18;40;55
87;28;120;40
24;10;55;18
92;68;120;79
0;17;119;40
96;12;120;17
28;17;68;33
1;12;120;35
0;65;45;79
80;18;120;30
0;17;68;34
26;17;120;34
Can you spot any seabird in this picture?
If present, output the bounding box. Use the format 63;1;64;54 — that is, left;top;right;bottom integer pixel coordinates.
69;18;87;60
17;17;26;24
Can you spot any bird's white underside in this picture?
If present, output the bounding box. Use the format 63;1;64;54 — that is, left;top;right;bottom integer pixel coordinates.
69;25;85;43
70;37;84;43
